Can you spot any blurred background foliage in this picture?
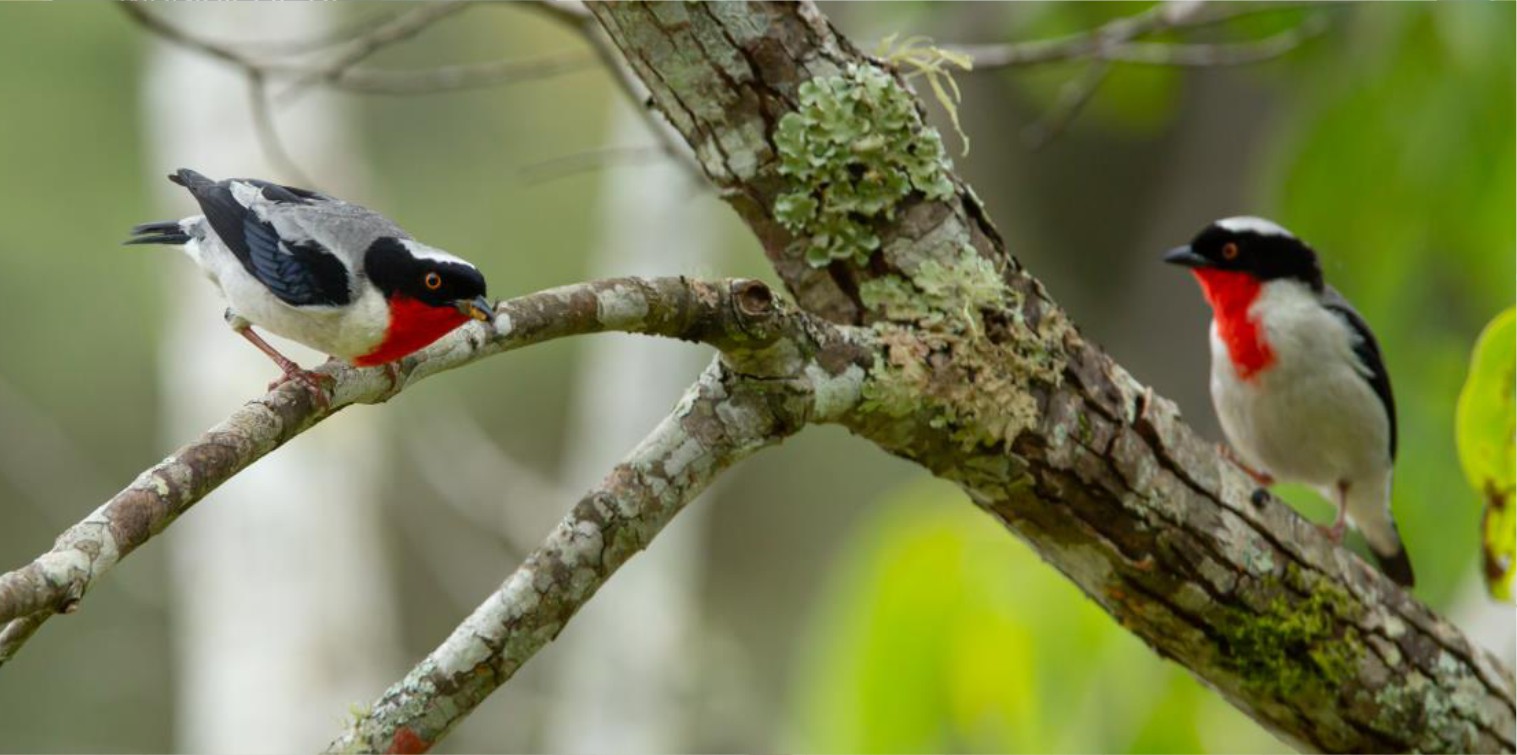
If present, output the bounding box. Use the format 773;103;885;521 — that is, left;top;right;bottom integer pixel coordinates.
0;2;1510;752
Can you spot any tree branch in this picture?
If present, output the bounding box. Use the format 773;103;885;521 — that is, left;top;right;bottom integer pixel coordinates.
327;52;598;96
329;356;819;752
950;2;1323;69
584;3;1516;751
273;1;472;103
0;276;844;665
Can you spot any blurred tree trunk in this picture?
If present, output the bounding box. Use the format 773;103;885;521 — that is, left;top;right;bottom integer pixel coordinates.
542;102;717;753
142;5;402;751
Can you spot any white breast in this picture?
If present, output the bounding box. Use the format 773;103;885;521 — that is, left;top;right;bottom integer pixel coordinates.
1209;280;1391;488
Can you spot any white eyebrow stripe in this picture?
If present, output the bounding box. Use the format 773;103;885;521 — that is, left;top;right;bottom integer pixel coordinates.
1217;216;1294;238
400;239;473;268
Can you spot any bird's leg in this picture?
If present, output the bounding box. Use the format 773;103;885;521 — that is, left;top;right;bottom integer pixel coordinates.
1320;480;1350;543
1218;442;1274;487
226;310;332;408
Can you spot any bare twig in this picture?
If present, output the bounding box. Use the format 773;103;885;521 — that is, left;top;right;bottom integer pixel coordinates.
120;4;313;185
948;1;1328;148
520;144;670;183
119;2;255;69
0;614;45;670
953;2;1317;69
246;71;315;187
234;7;414;58
1021;61;1111;150
524;0;707;189
0;277;852;665
275;1;472;103
331;52;597;95
1096;15;1330;67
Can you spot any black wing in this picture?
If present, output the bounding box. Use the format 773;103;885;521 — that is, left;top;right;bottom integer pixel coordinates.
171;170;350;307
1323;289;1396;460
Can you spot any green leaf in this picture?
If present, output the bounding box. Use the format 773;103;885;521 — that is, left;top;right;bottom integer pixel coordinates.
1455;307;1516;601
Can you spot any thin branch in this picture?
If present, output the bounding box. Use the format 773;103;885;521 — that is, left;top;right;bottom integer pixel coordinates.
328;358;802;752
1021;61;1110;150
330;52;597;96
523;0;708;189
1097;15;1330;67
234;8;415;58
120;4;313;185
119;2;257;70
520;144;670;184
948;1;1328;148
274;1;473;104
0;277;851;664
245;71;314;188
0;614;45;669
953;2;1317;69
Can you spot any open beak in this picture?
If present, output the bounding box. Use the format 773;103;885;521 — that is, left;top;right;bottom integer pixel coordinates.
1163;245;1209;268
456;295;496;322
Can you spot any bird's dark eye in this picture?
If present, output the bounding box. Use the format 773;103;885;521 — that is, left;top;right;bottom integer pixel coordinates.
1222;242;1240;260
424;272;443;290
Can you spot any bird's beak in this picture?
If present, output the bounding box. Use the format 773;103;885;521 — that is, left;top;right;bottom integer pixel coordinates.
1163;245;1209;268
457;295;496;322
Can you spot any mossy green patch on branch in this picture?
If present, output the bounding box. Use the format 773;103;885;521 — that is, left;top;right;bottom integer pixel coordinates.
772;63;955;268
1215;576;1365;700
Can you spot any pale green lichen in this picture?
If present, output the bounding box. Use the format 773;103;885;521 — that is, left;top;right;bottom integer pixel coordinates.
859;244;1004;332
857;255;1071;450
772;63;955;267
1373;672;1479;751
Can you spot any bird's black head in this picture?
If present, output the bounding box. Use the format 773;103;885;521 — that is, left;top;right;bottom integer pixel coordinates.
1163;217;1323;291
364;237;492;319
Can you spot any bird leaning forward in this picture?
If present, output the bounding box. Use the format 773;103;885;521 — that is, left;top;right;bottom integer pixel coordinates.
127;168;495;405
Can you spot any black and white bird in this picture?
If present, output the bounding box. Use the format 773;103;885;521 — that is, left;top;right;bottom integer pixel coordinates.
1164;217;1414;587
128;169;494;400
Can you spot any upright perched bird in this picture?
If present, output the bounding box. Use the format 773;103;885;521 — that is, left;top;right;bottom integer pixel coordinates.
128;169;494;400
1164;217;1413;587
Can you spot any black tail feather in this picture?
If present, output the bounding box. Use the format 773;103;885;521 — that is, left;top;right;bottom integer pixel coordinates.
125;220;190;246
168;168;216;192
1373;544;1416;588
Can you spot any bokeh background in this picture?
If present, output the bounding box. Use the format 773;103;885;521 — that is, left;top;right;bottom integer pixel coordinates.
0;2;1511;752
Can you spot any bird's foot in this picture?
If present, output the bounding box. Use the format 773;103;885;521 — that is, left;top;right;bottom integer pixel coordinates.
1218;443;1274;486
377;362;404;401
268;365;334;409
1317;519;1347;544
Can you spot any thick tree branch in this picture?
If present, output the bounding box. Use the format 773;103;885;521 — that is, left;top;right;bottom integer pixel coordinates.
586;3;1516;751
0;277;840;665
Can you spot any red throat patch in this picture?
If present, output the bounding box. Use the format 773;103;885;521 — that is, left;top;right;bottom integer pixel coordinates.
1191;268;1275;381
354;296;470;367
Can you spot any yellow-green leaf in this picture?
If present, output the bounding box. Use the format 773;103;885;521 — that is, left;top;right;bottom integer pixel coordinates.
1455;307;1515;601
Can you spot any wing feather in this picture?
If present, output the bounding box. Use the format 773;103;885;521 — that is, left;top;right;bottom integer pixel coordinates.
1323;287;1396;459
177;172;351;307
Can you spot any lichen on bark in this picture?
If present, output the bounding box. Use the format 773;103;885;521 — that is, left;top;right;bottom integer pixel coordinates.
771;63;955;267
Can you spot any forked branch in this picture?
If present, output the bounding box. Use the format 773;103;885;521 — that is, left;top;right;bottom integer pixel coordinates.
0;277;840;666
